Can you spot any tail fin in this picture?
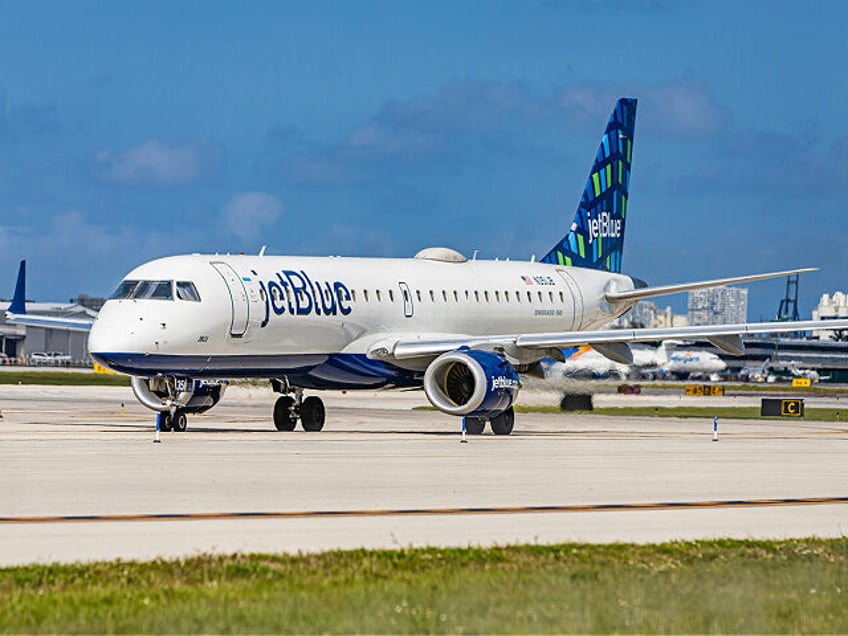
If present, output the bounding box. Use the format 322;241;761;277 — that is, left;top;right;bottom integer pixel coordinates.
541;98;637;273
8;260;26;315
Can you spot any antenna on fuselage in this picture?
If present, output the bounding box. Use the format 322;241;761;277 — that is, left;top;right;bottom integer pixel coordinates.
472;250;479;261
530;254;536;262
259;245;267;257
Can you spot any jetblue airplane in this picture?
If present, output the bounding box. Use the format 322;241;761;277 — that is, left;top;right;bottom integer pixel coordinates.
9;98;848;435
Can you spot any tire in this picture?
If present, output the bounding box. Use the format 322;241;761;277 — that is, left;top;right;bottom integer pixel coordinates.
172;410;188;432
300;396;325;432
490;407;515;436
464;417;486;435
273;396;297;431
159;412;173;432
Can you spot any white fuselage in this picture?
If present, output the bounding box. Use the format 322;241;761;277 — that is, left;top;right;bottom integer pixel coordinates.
89;253;637;385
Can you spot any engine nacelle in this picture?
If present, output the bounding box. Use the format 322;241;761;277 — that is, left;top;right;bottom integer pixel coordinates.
423;349;520;417
131;376;226;414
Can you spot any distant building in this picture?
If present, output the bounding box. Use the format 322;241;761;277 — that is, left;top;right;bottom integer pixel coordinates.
687;288;748;326
812;292;848;341
0;300;97;362
613;301;687;329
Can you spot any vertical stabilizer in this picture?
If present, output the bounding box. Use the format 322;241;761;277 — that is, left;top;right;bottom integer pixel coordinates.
542;98;637;272
8;260;26;315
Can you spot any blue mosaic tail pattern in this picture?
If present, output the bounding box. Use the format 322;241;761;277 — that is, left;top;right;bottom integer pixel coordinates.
541;98;637;273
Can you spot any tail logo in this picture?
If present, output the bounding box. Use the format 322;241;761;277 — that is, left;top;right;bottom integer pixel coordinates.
587;211;621;245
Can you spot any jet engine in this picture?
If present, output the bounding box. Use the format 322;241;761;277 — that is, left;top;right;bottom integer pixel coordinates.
131;376;226;414
423;349;520;417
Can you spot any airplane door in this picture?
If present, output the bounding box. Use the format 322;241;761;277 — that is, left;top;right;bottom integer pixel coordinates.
555;269;584;330
398;282;414;318
211;262;249;337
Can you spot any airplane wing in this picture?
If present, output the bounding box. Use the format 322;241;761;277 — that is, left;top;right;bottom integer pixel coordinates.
605;268;817;303
4;260;95;332
378;318;848;364
5;312;94;332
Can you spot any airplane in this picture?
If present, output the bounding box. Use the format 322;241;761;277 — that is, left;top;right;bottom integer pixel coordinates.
8;98;848;435
549;341;727;380
4;261;96;332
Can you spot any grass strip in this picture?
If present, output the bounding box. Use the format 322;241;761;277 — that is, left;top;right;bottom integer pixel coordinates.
1;539;846;633
416;404;848;421
0;371;130;387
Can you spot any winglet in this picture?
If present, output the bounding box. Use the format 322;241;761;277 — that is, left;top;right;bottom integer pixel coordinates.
8;260;26;315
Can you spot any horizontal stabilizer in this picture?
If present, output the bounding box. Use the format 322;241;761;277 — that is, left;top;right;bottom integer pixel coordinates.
605;268;818;303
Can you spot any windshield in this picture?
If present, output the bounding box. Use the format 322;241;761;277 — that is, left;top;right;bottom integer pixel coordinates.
110;279;174;300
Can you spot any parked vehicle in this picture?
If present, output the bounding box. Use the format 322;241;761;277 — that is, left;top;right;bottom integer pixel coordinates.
30;352;72;365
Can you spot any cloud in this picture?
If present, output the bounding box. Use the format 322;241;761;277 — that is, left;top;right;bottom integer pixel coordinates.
93;138;225;187
673;129;848;198
0;90;69;142
557;77;730;141
221;192;284;241
265;77;727;187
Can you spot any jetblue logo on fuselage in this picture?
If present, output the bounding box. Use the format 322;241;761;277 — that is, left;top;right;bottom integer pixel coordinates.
258;270;352;328
587;211;621;244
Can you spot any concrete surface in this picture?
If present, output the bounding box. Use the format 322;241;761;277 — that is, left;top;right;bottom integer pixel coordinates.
1;383;847;565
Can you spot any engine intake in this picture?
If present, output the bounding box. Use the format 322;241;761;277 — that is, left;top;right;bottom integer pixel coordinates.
423;349;520;417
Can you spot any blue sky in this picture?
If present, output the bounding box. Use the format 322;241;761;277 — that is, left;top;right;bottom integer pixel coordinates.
1;0;846;319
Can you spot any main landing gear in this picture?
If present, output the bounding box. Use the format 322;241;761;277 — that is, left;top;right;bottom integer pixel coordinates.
463;407;515;436
272;384;325;432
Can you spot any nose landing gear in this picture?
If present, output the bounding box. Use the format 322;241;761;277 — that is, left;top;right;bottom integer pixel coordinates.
271;383;325;432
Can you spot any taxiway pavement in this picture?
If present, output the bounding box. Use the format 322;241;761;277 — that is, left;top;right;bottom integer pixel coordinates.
1;383;846;565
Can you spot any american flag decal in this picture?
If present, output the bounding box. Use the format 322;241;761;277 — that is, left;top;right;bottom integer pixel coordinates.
521;276;534;285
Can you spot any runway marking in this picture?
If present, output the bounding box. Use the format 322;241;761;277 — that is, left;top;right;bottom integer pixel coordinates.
2;497;848;525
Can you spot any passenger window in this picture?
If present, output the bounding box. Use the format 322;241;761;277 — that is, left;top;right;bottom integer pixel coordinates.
442;290;447;302
515;291;520;303
527;291;532;302
453;291;459;302
416;290;422;302
538;291;543;302
376;290;382;302
364;290;370;302
504;290;509;303
351;290;357;302
389;289;394;302
465;290;470;301
484;291;490;302
474;291;480;302
559;291;564;302
549;291;554;302
429;290;435;302
494;291;500;302
176;281;201;302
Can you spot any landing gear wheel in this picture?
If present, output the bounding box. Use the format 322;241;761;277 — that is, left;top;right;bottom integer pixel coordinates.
273;396;297;431
300;396;325;432
159;412;173;432
172;409;188;432
490;407;515;436
465;417;486;435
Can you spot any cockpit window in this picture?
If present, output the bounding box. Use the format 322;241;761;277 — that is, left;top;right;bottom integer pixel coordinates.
176;281;201;302
111;279;174;300
135;280;173;300
111;280;139;299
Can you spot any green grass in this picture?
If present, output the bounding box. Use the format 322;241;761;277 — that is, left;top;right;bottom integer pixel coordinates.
416;404;848;421
518;405;848;421
0;371;130;387
1;539;846;633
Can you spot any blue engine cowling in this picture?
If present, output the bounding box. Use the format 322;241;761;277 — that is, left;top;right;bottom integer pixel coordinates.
423;349;520;417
